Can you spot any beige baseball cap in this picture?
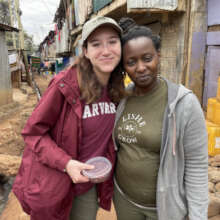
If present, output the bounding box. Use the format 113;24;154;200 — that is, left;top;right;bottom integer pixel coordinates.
81;16;122;46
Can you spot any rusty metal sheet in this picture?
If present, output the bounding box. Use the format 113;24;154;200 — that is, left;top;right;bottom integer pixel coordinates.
127;0;178;11
208;0;220;26
203;46;220;108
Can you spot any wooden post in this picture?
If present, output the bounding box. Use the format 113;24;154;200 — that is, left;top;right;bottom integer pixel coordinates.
15;0;24;50
185;0;207;102
8;0;16;49
22;50;32;86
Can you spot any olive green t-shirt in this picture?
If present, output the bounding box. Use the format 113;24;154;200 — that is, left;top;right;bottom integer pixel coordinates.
115;79;168;206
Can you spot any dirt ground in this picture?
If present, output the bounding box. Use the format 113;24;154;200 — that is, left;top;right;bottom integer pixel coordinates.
0;192;116;220
0;74;117;220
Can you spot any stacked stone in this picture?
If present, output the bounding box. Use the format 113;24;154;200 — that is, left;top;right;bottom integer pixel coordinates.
208;155;220;219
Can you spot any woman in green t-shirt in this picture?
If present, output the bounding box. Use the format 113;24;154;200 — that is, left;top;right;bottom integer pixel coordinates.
113;17;208;220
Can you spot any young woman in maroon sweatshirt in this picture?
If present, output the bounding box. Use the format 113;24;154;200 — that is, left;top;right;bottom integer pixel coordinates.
13;16;124;220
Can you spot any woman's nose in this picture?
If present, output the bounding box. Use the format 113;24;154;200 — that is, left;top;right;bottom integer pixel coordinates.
102;44;111;55
137;61;146;73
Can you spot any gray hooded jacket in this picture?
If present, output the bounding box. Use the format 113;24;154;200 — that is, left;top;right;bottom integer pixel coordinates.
113;78;208;220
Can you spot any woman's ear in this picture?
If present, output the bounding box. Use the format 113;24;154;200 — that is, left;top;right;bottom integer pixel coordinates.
157;50;161;58
83;47;89;59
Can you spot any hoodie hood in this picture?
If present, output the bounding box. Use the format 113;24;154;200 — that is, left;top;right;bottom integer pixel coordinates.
165;79;192;117
162;77;192;155
125;77;192;115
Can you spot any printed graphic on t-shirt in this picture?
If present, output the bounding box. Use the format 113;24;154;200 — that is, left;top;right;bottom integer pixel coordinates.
117;113;146;144
83;102;116;119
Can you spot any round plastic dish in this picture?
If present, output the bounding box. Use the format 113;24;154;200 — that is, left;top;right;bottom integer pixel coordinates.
82;156;112;183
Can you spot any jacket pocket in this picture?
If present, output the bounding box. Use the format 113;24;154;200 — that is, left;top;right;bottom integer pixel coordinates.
24;155;73;213
158;186;187;220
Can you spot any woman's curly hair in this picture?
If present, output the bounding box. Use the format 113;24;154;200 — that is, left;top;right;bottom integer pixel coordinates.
118;17;161;51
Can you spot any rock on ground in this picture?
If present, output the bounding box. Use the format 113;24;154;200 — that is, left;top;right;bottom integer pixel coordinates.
0;155;21;177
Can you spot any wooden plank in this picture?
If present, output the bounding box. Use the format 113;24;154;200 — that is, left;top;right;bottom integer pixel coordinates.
181;0;191;85
207;31;220;45
133;13;161;26
70;25;82;36
160;13;185;84
178;0;186;11
208;0;220;26
185;0;207;103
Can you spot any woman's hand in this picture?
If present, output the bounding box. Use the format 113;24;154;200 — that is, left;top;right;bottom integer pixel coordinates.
65;159;94;183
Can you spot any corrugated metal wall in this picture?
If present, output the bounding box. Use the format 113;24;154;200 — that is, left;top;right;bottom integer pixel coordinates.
208;0;220;26
203;0;220;107
203;46;220;106
0;31;12;105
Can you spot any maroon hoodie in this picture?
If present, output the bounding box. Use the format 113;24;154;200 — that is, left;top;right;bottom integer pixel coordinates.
13;67;116;220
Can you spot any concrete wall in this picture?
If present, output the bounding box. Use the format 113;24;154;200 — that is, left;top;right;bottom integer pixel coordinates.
0;31;12;106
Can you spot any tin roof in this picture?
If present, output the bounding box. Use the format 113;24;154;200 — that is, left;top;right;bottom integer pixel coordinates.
0;23;19;32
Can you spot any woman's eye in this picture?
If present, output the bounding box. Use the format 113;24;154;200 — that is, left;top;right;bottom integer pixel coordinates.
109;40;117;44
126;60;135;66
91;43;100;47
143;56;153;62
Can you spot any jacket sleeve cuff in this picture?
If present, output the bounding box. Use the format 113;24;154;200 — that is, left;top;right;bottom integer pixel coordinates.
56;154;72;172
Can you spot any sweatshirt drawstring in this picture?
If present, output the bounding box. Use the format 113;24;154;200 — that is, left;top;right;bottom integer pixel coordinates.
172;113;176;156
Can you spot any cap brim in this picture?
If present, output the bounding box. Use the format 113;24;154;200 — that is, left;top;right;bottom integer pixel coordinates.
82;22;122;46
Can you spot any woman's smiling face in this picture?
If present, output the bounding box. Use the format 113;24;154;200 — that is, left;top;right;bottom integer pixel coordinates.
123;36;160;94
84;26;121;79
